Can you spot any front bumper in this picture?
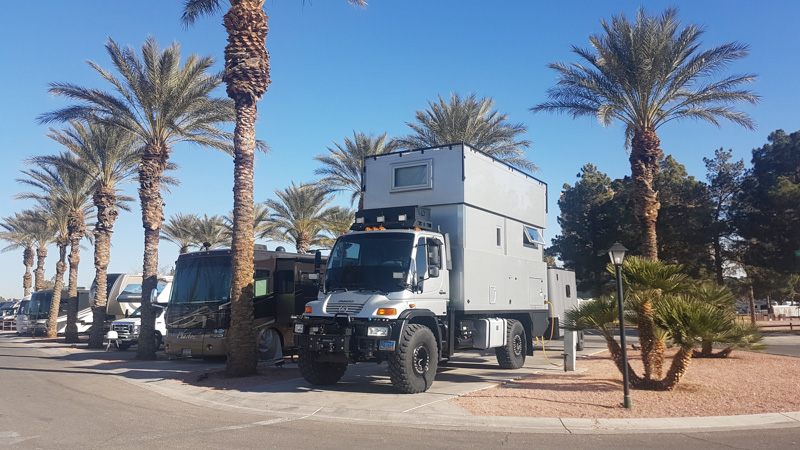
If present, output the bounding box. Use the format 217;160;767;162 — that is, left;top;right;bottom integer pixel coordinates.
293;316;398;361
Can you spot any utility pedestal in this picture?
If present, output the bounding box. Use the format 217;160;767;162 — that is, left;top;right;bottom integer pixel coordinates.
563;330;577;371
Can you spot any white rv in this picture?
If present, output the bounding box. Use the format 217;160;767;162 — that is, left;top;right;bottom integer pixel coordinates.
293;144;577;393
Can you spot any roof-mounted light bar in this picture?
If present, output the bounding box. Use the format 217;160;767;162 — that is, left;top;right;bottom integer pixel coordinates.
351;206;432;231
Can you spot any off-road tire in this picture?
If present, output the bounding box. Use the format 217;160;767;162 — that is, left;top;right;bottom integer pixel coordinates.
496;319;526;369
388;324;438;394
576;331;585;351
154;332;163;351
297;349;347;385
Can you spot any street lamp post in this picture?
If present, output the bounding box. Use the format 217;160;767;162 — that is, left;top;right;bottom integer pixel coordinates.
608;242;631;409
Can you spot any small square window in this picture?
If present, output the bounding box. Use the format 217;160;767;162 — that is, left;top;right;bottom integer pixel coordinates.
391;160;432;191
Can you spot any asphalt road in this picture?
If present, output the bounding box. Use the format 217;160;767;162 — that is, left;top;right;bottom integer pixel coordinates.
1;332;799;449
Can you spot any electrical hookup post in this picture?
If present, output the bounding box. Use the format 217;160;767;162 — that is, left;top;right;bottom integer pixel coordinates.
563;330;577;371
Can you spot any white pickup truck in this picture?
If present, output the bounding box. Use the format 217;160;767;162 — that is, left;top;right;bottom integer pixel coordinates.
109;284;171;350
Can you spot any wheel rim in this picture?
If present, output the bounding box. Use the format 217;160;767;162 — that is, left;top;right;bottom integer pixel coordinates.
512;334;523;357
412;344;430;376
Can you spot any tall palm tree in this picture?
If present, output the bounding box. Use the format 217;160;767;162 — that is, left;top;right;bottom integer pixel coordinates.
19;208;58;292
531;7;759;259
181;0;367;377
0;213;36;297
17;156;93;341
38;36;235;358
265;183;334;254
192;214;230;250
40;120;139;348
314;132;398;209
395;93;536;172
162;213;201;254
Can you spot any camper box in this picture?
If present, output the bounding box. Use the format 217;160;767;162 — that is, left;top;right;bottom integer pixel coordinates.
362;143;549;314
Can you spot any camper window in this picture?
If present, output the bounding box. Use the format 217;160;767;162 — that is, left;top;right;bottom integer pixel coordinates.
523;226;545;248
391;160;432;191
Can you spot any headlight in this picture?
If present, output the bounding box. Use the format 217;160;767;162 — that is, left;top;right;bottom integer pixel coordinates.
133;325;140;334
294;323;305;334
210;329;226;338
367;326;389;337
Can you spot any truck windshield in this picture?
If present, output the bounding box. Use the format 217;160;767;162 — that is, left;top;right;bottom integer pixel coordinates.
169;255;232;305
325;233;414;293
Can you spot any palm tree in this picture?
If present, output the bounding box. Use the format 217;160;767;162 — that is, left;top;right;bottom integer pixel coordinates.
192;214;230;250
0;213;36;297
690;282;763;358
181;0;367;377
223;202;273;245
20;209;58;292
265;183;334;254
162;213;201;254
531;7;759;259
395;93;536;172
563;296;642;385
17;156;93;341
314;132;398;209
38;36;235;358
616;255;690;382
40;119;139;348
318;206;355;249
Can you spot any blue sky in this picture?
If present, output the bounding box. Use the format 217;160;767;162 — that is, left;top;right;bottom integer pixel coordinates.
1;0;798;299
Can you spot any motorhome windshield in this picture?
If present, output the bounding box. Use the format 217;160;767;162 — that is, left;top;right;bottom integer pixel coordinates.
325;233;414;293
169;254;232;305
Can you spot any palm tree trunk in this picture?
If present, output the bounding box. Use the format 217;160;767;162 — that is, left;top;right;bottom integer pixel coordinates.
136;143;169;360
64;210;85;343
629;129;662;260
635;299;662;381
34;247;48;291
222;1;270;378
23;246;33;297
658;346;694;391
606;335;642;386
88;187;118;348
227;101;258;377
46;239;68;338
295;232;310;255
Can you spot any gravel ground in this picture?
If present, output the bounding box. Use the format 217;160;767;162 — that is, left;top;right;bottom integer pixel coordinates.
453;348;800;418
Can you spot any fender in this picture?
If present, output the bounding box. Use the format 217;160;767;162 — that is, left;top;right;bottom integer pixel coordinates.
391;309;443;352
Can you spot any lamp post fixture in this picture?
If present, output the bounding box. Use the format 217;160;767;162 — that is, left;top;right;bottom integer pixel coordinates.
608;242;631;409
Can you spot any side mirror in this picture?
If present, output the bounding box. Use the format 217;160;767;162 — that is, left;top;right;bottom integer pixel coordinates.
314;250;322;270
150;288;159;304
429;266;440;278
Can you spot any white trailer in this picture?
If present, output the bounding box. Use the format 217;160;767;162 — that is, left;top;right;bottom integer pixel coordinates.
293;143;576;393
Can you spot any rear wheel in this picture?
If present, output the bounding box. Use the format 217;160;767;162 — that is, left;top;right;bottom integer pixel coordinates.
154;332;163;350
388;324;438;394
496;319;526;369
118;342;131;351
297;349;347;385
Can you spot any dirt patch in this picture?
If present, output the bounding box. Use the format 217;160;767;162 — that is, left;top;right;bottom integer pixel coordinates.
453;349;800;418
181;363;302;390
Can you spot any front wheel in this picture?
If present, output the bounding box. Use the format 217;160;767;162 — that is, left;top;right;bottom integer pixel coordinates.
388;324;438;394
297;349;347;386
496;319;526;369
576;331;585;351
117;342;131;351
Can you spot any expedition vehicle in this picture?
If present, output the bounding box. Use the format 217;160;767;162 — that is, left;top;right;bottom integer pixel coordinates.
293;143;578;393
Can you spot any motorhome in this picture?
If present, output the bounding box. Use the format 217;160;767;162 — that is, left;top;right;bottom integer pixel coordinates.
164;248;326;360
14;297;30;334
27;289;91;335
90;273;172;331
109;282;172;350
293;143;578;393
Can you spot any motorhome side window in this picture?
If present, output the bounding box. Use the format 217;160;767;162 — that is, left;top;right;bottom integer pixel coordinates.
565;284;571;298
391;160;432;191
254;269;270;297
523;226;545;248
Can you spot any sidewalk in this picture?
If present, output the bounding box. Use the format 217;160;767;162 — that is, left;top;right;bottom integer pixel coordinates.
6;332;800;434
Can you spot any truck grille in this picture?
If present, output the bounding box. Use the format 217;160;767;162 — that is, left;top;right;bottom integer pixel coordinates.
112;324;133;334
325;303;363;315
